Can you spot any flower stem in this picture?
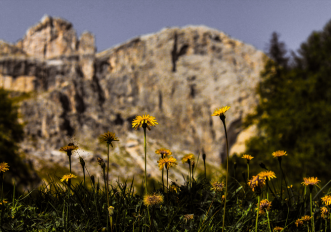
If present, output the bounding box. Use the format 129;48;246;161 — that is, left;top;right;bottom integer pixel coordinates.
255;195;260;232
221;118;229;232
143;127;151;223
266;210;271;232
247;163;250;181
310;190;314;232
107;143;110;232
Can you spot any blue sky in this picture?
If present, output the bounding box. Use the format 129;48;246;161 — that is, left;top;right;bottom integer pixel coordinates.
1;1;331;53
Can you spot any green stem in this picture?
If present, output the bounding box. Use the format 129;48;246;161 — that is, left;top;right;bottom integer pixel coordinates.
162;160;164;192
266;179;269;201
221;118;229;232
247;163;250;181
167;168;169;215
266;210;271;232
204;158;206;179
143;126;151;223
310;190;314;232
255;195;260;232
278;160;282;201
107;143;110;232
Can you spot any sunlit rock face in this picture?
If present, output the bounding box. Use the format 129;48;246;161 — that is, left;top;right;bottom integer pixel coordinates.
0;16;264;184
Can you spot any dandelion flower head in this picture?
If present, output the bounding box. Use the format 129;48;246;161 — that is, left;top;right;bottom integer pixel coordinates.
143;193;164;207
0;200;7;205
272;150;287;158
59;143;78;155
61;173;77;182
300;215;312;222
99;132;119;146
273;227;283;232
211;106;230;117
158;156;178;170
301;177;320;186
132;114;158;130
97;157;106;169
321;207;328;219
248;175;265;192
258;171;276;180
155;148;172;158
0;162;9;173
242;154;254;162
183;214;194;222
211;181;224;192
322;195;331;206
182;154;195;164
169;184;179;193
257;199;272;215
295;219;303;227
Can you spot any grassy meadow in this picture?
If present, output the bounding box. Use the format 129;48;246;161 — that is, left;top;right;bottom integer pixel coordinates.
0;109;330;232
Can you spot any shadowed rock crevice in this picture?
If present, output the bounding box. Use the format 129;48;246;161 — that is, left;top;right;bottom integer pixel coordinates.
171;33;189;72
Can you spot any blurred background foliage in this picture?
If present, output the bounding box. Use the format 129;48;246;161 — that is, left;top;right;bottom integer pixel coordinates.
0;89;39;193
229;19;331;184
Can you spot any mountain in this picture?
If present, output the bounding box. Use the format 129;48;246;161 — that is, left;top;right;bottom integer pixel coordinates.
0;15;265;185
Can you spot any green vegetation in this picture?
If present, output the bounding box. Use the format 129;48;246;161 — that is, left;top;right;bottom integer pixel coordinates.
231;19;331;185
0;88;37;192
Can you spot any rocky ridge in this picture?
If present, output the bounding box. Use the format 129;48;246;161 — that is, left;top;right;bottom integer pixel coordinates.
0;16;264;185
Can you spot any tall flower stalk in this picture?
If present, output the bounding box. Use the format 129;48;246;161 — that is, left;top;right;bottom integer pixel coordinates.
242;154;253;181
212;105;230;232
302;177;320;232
272;150;288;200
182;154;195;188
155;148;172;191
132;114;158;223
99;131;119;232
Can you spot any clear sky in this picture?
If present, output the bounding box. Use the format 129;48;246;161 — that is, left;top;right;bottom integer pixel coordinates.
1;1;331;54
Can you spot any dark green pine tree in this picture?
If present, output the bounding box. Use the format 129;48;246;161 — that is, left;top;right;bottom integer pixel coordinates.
230;22;331;185
0;89;38;192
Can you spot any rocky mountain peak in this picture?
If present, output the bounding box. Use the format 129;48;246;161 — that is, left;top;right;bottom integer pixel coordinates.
0;16;265;185
15;15;95;60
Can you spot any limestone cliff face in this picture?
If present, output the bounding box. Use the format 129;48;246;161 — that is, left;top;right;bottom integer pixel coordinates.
0;16;264;184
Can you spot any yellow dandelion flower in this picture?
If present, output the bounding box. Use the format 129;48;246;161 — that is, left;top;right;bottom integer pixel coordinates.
287;185;293;189
322;195;331;206
132;114;158;130
99;132;119;147
169;184;179;193
60;173;77;182
321;207;328;219
158;156;178;170
295;219;303;227
0;162;9;173
155;148;172;158
242;154;254;163
108;206;115;216
300;215;312;222
273;227;283;232
211;181;224;192
257;199;272;215
211;106;230;117
272;150;287;158
59;143;78;156
143;193;163;207
181;154;195;164
248;175;265;192
258;171;277;180
183;214;194;222
301;177;320;186
0;200;7;205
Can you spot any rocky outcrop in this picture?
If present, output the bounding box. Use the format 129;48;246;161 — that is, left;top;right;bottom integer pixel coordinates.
0;16;264;185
